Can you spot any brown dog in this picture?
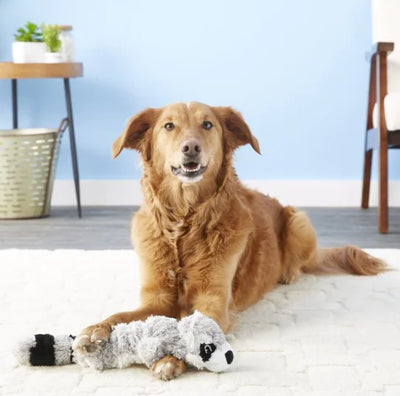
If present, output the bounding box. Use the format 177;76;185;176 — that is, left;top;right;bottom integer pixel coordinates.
75;102;384;380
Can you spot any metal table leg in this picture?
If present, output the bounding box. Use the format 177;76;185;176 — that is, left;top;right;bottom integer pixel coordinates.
12;79;18;128
63;78;82;218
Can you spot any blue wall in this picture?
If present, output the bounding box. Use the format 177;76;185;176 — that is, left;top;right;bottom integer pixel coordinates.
1;0;398;180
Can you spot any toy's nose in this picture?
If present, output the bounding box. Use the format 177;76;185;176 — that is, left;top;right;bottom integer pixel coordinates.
225;350;234;365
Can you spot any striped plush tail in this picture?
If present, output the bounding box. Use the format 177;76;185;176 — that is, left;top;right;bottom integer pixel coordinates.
14;334;76;366
304;246;386;276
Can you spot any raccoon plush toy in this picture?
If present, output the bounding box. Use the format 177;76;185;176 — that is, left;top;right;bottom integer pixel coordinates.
14;311;234;374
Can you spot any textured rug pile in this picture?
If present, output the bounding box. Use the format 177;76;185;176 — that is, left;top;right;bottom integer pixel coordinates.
0;249;399;396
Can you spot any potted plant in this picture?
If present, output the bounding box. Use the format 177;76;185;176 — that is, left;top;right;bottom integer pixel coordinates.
12;21;46;63
41;24;63;63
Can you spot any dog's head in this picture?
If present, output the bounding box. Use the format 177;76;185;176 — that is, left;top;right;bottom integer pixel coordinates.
112;102;260;185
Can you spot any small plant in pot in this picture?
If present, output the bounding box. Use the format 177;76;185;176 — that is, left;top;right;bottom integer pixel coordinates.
41;24;63;63
12;21;46;63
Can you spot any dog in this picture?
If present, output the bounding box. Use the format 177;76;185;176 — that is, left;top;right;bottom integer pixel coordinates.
75;102;385;380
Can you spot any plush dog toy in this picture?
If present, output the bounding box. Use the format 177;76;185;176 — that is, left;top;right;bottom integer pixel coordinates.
14;311;234;373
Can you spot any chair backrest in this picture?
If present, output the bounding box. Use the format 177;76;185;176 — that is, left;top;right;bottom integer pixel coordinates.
372;0;400;92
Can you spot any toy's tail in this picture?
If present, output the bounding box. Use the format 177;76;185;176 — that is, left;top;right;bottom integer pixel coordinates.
14;334;76;366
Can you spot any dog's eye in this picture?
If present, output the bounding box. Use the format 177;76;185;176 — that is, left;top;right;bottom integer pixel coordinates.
199;343;216;362
202;121;213;130
164;122;175;131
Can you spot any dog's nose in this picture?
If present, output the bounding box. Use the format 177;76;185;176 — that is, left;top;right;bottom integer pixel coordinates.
225;350;234;365
181;138;201;157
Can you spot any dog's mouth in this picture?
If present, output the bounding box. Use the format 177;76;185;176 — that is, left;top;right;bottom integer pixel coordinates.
171;161;207;181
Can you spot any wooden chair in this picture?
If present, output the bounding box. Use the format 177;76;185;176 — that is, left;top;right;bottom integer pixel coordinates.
361;0;400;233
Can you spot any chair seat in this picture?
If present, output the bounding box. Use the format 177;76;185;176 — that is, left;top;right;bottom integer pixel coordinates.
373;92;400;131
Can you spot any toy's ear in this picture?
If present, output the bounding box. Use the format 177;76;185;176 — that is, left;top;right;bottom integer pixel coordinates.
191;310;206;321
178;314;199;353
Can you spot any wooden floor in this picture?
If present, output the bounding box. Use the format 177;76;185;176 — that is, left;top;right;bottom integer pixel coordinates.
0;206;399;249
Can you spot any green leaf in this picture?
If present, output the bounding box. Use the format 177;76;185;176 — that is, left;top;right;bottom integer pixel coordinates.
26;21;37;32
14;21;43;42
42;24;61;51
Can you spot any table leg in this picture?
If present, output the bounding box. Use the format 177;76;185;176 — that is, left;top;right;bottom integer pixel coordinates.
12;79;18;128
63;78;82;218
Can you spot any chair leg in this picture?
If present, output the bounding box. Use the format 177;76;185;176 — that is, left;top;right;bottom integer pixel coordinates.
377;51;389;234
378;143;388;233
361;149;372;209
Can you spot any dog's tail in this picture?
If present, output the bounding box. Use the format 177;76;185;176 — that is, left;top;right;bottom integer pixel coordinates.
280;207;386;283
304;246;386;276
14;334;75;366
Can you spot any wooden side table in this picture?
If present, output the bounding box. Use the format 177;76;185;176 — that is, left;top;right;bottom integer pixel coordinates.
0;62;83;217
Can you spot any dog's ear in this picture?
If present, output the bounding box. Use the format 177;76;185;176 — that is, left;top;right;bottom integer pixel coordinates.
212;107;261;154
112;108;161;160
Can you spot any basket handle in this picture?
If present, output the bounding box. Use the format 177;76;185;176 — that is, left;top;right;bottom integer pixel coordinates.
57;118;69;134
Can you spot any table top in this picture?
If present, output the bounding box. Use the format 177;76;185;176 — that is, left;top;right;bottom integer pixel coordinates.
0;62;83;79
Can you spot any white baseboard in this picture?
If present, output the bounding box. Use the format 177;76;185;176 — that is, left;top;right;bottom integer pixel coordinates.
51;179;400;207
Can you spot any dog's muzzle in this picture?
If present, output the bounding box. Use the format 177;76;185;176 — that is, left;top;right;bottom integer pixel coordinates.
171;161;207;179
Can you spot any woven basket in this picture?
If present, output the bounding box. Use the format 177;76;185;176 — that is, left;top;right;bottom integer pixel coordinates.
0;119;68;219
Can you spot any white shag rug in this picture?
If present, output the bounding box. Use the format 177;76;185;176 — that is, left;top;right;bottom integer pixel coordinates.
1;249;400;396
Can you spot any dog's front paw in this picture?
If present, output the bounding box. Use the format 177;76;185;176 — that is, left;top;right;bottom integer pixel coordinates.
73;323;111;355
150;355;186;380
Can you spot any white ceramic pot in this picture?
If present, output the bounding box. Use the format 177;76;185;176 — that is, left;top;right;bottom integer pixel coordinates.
12;42;46;63
45;52;64;63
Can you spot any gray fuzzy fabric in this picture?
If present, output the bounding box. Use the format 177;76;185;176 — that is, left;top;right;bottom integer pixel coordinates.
15;311;234;373
54;335;75;365
13;336;35;366
76;316;187;369
178;312;232;372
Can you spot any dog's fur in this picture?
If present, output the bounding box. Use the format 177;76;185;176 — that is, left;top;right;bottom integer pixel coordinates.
76;102;385;380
